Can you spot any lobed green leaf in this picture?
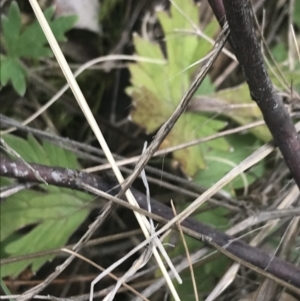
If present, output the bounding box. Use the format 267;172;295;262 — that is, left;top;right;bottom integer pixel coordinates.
0;1;77;94
0;135;93;278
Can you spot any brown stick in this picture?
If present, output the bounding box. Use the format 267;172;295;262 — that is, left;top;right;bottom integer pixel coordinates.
222;0;300;188
1;156;300;293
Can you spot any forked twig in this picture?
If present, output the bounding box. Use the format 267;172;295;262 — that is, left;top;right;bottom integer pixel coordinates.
0;138;46;184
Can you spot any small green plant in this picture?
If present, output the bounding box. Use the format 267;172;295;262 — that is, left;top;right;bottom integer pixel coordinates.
126;0;264;188
0;135;93;278
126;0;228;176
0;1;76;96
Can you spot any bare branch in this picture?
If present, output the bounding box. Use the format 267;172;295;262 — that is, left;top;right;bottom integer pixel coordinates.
1;157;300;294
223;0;300;188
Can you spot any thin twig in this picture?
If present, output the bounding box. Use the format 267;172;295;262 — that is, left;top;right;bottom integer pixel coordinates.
0;229;142;266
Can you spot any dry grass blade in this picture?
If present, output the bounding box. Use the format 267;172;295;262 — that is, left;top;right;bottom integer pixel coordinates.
103;247;153;301
205;263;240;301
60;249;150;301
171;201;199;301
140;142;155;230
205;176;300;300
84;119;266;172
290;25;300;62
0;183;36;198
26;1;181;300
132;248;216;301
91;155;156;301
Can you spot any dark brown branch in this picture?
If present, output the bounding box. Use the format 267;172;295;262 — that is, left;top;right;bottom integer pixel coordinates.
207;0;226;27
1;156;300;294
222;0;300;188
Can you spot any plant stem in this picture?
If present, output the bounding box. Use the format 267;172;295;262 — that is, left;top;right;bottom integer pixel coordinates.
223;0;300;189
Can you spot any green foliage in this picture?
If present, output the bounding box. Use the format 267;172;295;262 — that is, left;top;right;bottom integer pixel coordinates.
172;255;229;301
126;0;267;188
195;134;264;193
127;0;229;176
0;135;93;278
294;0;300;28
0;1;77;96
271;64;300;92
99;0;121;22
271;42;288;63
270;41;300;92
203;84;272;142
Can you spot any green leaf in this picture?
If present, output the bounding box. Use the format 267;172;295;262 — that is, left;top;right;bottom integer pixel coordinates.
17;7;77;58
1;1;22;57
195;76;215;96
271;42;288;63
127;0;229;176
0;56;26;96
0;134;93;278
2;2;77;59
195;134;264;194
1;1;77;94
201;84;272;142
294;0;300;28
161;113;228;174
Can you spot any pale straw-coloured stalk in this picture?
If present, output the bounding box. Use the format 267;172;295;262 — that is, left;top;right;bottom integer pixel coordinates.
27;1;181;300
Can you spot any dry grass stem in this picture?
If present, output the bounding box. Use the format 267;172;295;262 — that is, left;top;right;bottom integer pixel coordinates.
60;249;150;301
171;201;199;301
26;1;181;300
204;179;300;300
84;120;265;173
